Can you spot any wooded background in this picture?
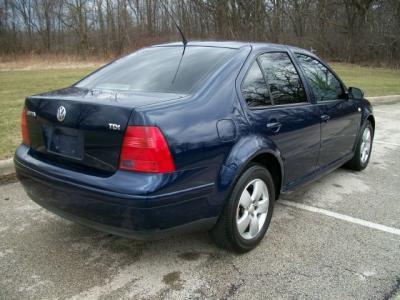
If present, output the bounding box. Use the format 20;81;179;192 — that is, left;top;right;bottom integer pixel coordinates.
0;0;399;66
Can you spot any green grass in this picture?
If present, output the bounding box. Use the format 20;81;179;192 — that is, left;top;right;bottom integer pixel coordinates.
0;63;399;160
0;68;95;159
330;63;400;97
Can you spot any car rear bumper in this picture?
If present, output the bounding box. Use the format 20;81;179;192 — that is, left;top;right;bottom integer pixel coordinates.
14;145;217;240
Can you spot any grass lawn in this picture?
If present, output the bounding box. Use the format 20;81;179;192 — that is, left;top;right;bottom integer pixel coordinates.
0;63;399;160
330;63;400;97
0;68;95;159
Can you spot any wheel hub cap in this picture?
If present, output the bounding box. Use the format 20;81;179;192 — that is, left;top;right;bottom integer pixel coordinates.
249;205;255;214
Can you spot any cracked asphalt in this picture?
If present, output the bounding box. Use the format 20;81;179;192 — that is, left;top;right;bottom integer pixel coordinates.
1;102;400;299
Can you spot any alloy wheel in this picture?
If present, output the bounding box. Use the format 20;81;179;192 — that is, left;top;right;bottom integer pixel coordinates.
236;179;269;240
360;127;372;164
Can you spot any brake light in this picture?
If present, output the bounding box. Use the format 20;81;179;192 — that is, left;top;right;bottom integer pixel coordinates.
21;107;30;146
119;126;175;173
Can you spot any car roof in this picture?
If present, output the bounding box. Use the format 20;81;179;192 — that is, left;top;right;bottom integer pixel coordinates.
153;41;250;49
153;41;314;55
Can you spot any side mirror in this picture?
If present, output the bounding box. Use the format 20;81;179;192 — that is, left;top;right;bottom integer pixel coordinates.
348;87;364;100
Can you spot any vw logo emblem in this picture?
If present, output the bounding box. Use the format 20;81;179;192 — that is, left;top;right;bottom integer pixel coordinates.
57;106;66;122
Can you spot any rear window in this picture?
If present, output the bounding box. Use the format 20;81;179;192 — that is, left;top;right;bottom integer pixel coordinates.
76;46;237;93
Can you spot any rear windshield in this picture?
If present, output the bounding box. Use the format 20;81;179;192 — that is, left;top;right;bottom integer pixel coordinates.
76;46;237;93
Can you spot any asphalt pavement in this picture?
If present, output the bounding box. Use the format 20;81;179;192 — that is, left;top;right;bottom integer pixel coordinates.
1;103;399;299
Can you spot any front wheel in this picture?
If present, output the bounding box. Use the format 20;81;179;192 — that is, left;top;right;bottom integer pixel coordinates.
210;164;275;253
345;121;374;171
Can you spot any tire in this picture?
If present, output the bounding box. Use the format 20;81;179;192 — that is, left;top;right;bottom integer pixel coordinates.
345;121;374;171
210;164;275;253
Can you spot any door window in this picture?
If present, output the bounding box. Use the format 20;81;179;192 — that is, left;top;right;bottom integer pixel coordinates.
258;52;307;105
241;61;272;107
296;54;345;102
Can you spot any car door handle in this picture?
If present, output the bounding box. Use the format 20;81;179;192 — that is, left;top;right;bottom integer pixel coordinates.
321;114;330;122
266;121;282;132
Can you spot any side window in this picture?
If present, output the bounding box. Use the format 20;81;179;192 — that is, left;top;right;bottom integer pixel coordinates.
241;62;272;107
258;52;307;105
296;54;344;102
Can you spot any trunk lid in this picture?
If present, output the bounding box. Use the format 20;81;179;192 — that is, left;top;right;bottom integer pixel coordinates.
25;87;184;175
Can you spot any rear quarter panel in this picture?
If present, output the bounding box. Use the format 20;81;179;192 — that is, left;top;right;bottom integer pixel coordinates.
130;47;251;207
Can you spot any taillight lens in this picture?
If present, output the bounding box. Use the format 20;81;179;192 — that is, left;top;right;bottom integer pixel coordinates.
119;126;175;173
21;107;30;146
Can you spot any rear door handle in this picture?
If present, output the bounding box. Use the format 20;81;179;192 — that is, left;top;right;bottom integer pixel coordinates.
321;114;330;122
266;121;282;132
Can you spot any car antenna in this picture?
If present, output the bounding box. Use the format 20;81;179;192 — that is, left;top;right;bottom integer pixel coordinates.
159;0;188;48
159;0;188;85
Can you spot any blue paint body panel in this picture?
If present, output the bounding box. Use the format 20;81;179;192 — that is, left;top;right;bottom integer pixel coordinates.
15;42;374;238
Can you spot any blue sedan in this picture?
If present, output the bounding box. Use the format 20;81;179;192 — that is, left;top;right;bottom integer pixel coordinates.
15;42;374;252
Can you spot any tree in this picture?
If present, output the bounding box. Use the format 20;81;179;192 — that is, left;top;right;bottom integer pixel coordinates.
0;0;398;67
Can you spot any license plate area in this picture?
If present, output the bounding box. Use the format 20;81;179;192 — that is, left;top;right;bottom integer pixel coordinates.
44;126;84;160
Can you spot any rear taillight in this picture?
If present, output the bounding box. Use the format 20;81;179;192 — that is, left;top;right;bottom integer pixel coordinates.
119;126;175;173
21;107;30;146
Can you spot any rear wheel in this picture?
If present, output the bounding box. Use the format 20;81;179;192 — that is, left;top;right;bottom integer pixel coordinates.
345;121;374;171
210;164;275;253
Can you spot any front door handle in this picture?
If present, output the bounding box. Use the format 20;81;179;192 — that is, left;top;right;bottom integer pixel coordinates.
266;121;282;132
321;114;330;122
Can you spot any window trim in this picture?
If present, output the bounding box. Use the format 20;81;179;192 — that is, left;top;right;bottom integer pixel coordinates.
240;50;311;110
255;58;274;105
294;52;348;103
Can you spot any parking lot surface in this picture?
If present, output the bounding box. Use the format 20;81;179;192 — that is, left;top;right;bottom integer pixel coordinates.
1;103;399;299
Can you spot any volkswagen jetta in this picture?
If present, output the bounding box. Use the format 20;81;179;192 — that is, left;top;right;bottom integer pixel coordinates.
15;42;375;252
